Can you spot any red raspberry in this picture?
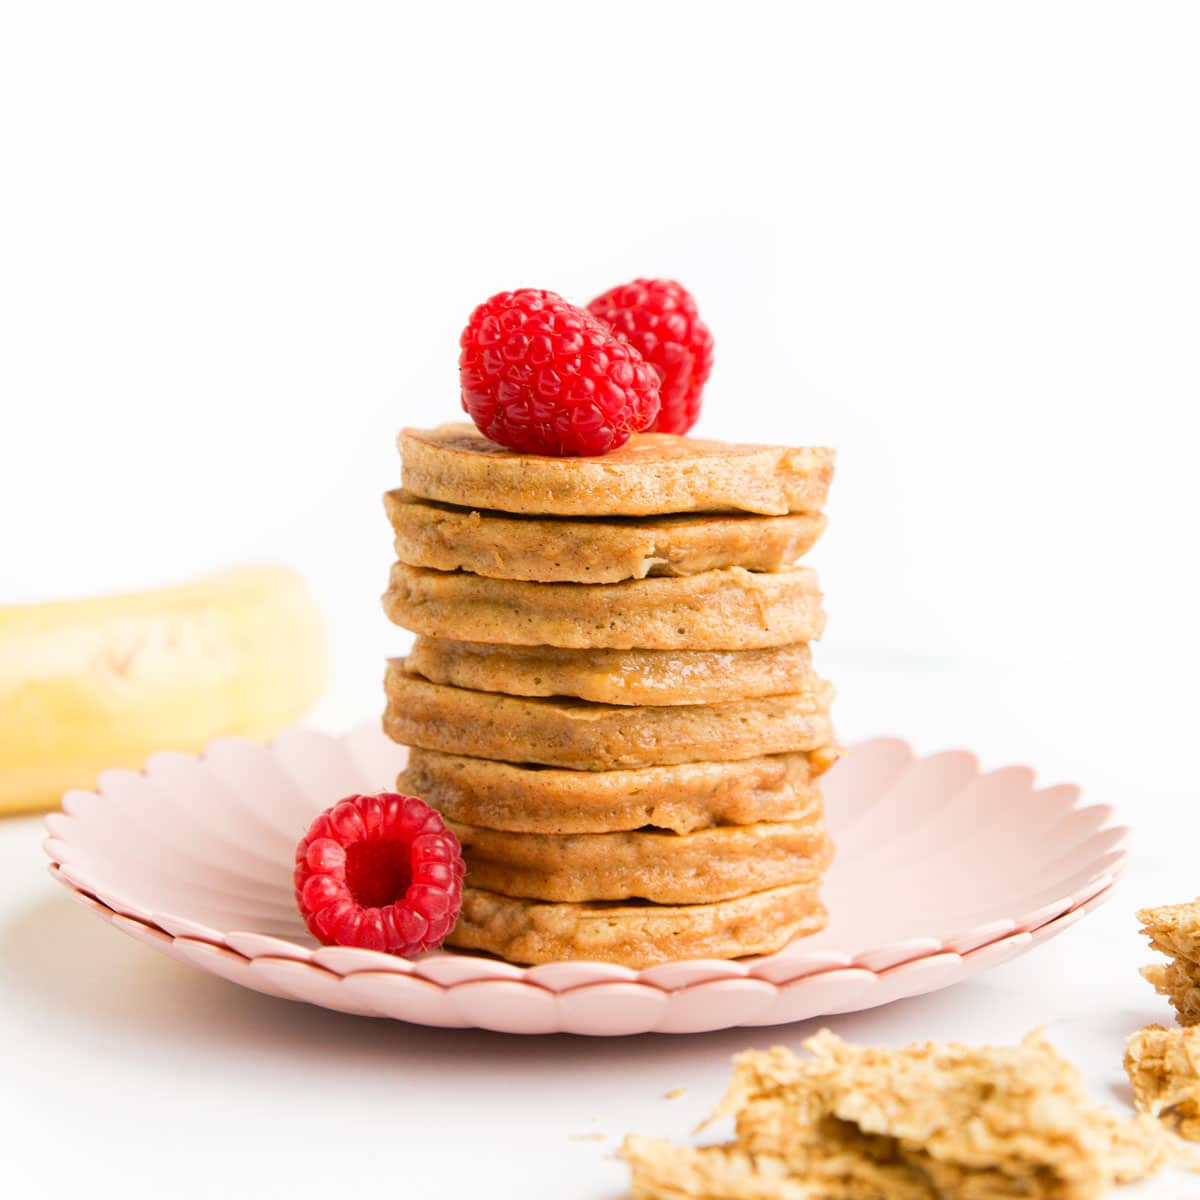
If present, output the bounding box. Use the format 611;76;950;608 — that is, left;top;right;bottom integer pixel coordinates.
459;288;661;456
587;279;713;435
293;793;465;955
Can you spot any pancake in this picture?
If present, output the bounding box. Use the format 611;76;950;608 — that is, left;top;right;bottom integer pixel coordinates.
382;563;825;650
399;424;835;517
384;489;827;583
384;663;835;769
447;883;828;967
398;747;837;835
405;638;823;707
447;818;833;904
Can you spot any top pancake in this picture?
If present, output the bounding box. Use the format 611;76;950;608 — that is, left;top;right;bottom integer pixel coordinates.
400;423;835;517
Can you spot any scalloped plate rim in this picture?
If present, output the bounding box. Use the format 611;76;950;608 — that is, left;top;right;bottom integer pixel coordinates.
41;724;1128;1034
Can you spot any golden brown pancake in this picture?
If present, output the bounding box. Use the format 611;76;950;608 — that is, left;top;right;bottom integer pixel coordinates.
447;883;828;967
398;747;837;835
383;563;825;650
405;638;823;707
447;817;833;904
385;488;826;583
400;424;835;517
384;663;835;769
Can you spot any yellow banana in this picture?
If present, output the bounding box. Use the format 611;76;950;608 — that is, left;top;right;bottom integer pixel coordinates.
0;565;329;814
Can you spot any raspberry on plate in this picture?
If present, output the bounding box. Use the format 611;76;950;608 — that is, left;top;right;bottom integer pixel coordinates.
294;793;465;955
459;288;661;457
587;279;713;435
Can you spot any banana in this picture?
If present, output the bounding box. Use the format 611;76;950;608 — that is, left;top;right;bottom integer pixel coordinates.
0;565;329;814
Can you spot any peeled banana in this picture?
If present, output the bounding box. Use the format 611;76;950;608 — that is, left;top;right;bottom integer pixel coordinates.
0;565;329;814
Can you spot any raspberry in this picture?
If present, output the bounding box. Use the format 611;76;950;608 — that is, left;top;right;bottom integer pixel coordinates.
587;279;713;435
293;793;465;955
459;288;661;457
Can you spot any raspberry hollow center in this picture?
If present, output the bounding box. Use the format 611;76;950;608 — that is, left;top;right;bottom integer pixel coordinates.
344;839;412;909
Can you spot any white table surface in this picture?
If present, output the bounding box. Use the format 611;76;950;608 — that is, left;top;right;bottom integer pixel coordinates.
3;658;1199;1199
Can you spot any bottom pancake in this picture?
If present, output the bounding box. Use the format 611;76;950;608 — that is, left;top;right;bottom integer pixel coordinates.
398;747;839;834
447;884;828;968
447;818;833;904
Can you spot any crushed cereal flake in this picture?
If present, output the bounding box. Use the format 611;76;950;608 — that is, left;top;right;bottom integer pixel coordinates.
1126;1025;1200;1143
1141;961;1200;1027
622;1029;1178;1199
1138;900;1200;1026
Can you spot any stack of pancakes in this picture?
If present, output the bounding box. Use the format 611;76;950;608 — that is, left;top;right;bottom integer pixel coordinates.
382;424;838;968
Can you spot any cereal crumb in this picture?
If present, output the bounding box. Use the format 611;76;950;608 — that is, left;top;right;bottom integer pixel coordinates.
622;1028;1178;1199
665;1088;686;1101
1126;1024;1200;1142
1139;899;1200;1026
570;1133;606;1143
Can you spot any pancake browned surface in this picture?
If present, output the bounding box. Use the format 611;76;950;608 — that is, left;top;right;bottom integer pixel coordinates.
400;424;835;517
399;748;836;834
406;638;823;706
447;818;833;904
385;663;835;769
385;489;826;583
447;883;827;967
383;563;824;650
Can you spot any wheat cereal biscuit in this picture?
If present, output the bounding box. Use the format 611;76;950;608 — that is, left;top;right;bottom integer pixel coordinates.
405;638;822;706
1126;1024;1200;1142
400;424;835;517
397;747;837;834
384;488;826;583
446;882;827;967
1138;898;1200;1026
447;817;833;904
623;1031;1178;1200
1139;897;1200;966
384;663;835;769
382;562;824;650
1142;962;1200;1027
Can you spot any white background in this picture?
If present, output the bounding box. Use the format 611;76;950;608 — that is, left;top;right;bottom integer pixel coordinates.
2;3;1199;1197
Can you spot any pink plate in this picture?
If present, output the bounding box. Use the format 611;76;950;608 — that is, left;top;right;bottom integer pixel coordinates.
43;726;1127;1035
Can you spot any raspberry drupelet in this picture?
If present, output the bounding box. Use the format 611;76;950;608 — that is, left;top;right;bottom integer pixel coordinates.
588;279;713;435
459;288;661;457
294;793;465;955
